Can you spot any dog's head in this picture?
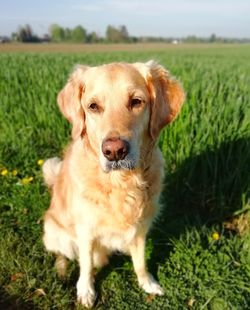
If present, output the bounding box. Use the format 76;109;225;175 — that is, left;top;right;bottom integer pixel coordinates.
57;61;185;172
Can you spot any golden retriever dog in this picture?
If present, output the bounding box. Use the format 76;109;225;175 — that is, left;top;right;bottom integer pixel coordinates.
42;60;184;308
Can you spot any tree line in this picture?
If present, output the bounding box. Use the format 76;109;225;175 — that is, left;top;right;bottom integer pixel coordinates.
1;24;249;44
7;24;135;43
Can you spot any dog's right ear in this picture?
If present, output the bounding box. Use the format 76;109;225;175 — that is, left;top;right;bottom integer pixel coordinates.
57;65;89;140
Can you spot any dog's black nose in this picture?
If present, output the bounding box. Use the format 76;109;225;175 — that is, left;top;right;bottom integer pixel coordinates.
102;137;129;161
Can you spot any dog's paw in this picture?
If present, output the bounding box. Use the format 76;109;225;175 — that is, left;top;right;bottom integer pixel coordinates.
77;282;96;308
139;273;164;296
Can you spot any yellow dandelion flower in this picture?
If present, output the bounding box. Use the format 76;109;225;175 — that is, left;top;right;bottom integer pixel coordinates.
21;178;29;185
187;297;195;307
1;169;8;176
37;159;44;166
212;232;220;241
12;170;18;176
21;176;34;185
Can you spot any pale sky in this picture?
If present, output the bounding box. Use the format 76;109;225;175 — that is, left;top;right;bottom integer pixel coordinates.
0;0;249;38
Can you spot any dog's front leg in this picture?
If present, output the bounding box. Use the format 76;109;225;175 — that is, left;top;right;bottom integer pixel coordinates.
129;233;164;296
76;229;96;308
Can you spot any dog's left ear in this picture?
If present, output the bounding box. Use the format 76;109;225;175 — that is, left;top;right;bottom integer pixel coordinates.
134;61;185;139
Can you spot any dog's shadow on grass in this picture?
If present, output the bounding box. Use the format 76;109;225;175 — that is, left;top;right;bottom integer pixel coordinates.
148;137;250;272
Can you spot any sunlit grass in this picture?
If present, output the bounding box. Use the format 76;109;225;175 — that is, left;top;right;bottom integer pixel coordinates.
0;45;249;309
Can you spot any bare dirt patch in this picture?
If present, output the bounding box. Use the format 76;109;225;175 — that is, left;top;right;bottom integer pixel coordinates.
0;42;229;53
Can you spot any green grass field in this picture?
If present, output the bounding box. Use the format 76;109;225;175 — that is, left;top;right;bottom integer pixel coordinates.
0;44;250;309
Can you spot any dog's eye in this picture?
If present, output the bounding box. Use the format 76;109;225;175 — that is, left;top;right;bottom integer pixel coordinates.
131;98;142;109
88;103;99;112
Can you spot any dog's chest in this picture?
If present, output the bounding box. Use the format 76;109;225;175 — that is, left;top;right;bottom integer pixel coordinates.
87;186;156;252
97;225;137;252
72;163;162;251
80;187;149;227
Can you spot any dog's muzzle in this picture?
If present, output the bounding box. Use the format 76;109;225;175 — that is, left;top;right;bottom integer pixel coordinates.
101;137;135;171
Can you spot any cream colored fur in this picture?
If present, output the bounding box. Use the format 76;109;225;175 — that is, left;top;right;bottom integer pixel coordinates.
42;61;184;308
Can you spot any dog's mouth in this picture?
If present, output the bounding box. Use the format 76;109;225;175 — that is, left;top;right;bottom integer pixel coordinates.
104;157;136;172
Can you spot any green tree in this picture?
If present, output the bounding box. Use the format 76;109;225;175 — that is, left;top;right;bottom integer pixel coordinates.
16;24;36;42
106;25;130;43
71;25;86;43
87;31;99;43
49;24;65;42
120;25;129;41
106;25;121;43
64;28;72;41
209;33;217;43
